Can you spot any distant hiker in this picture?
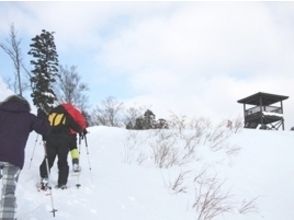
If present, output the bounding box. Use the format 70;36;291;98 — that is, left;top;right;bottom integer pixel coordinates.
39;103;87;190
0;95;50;220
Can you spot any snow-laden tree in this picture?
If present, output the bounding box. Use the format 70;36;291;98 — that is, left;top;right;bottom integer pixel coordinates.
28;29;59;113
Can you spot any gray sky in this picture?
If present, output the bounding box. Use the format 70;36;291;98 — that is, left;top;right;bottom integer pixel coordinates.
1;1;294;128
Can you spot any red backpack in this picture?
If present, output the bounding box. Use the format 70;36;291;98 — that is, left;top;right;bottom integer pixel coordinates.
61;103;87;134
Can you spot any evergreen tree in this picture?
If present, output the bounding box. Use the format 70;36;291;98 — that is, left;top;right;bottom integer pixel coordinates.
144;109;156;129
28;29;59;113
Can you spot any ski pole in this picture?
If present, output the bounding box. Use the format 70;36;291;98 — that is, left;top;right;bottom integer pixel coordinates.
75;135;82;188
0;164;3;179
43;141;58;217
83;135;92;172
29;134;39;169
78;134;82;154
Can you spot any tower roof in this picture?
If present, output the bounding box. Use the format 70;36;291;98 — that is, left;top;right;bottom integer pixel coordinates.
237;92;289;105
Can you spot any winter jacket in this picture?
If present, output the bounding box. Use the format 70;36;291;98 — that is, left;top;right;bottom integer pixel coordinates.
47;104;85;138
0;95;50;169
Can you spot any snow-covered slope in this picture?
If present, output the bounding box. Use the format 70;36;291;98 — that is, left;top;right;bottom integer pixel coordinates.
15;126;294;220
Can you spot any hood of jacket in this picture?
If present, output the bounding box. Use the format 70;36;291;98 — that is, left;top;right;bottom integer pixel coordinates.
0;95;31;113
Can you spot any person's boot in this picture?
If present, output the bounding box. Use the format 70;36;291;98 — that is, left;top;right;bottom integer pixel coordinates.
40;178;49;190
55;184;67;190
72;158;81;172
73;163;81;172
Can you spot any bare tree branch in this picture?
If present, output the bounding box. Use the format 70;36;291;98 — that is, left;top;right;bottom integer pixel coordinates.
0;24;24;95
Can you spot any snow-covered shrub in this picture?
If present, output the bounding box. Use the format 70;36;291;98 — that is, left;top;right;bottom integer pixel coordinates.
124;116;257;220
193;176;233;220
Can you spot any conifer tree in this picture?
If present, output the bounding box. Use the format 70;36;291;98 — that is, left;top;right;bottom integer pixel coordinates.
28;29;59;113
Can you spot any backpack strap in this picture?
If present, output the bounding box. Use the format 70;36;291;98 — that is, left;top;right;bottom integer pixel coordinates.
48;112;66;126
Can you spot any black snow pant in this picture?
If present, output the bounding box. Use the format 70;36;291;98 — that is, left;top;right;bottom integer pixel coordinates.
40;134;70;186
68;134;77;151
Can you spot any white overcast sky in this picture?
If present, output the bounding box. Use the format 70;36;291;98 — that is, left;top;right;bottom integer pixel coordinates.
1;1;294;128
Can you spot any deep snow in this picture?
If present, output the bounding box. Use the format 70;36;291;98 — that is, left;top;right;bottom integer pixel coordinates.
12;125;294;220
1;78;293;220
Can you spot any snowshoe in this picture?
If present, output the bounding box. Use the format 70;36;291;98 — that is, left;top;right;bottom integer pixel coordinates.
38;178;51;191
72;163;81;173
55;184;67;190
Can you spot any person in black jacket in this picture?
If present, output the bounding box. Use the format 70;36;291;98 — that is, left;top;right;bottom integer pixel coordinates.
39;104;84;189
0;95;49;220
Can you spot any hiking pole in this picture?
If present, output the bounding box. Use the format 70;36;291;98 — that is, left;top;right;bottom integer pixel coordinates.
78;134;82;154
43;141;58;217
75;135;82;189
29;134;39;169
0;164;3;179
83;135;92;172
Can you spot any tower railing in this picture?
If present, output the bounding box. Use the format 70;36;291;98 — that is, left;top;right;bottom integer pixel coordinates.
245;106;282;116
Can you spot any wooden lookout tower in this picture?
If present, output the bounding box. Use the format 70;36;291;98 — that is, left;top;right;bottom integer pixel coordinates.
237;92;289;130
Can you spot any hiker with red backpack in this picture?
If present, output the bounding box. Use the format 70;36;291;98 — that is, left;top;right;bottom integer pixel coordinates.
39;103;87;190
62;104;88;173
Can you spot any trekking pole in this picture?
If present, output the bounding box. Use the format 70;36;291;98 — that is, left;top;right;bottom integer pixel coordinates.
83;135;92;172
43;141;58;217
29;134;39;169
0;164;4;179
75;135;82;188
78;134;82;154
